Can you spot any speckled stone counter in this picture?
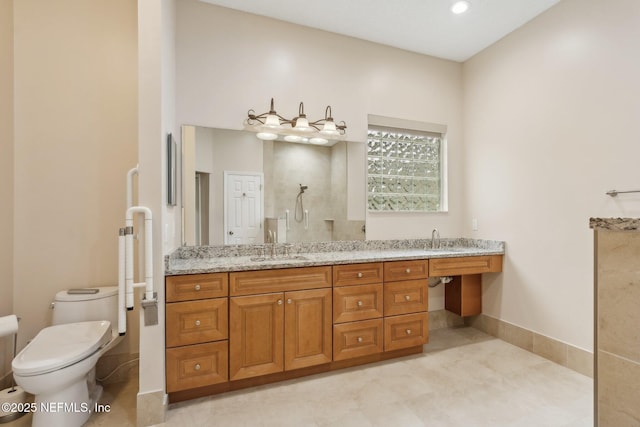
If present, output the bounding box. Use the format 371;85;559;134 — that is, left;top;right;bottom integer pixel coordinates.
590;217;640;231
165;238;505;275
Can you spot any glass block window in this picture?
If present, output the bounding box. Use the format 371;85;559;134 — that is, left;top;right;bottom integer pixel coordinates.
367;127;442;212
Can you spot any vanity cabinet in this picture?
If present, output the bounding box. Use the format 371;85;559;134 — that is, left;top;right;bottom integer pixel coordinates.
164;253;503;402
382;260;429;351
332;262;384;361
430;255;502;317
229;267;332;381
165;273;229;393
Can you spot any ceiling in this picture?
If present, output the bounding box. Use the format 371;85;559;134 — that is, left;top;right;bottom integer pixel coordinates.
199;0;562;62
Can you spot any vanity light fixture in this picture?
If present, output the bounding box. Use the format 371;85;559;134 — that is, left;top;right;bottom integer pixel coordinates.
451;0;470;14
246;98;347;145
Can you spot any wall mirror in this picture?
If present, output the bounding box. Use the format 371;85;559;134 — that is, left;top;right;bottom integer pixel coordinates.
181;125;366;246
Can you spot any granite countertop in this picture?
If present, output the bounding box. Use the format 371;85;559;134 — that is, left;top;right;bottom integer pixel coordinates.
165;238;505;276
590;217;640;231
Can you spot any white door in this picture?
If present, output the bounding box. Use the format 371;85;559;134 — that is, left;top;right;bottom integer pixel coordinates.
224;172;263;244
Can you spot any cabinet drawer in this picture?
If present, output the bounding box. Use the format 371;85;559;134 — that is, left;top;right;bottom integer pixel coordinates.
166;273;228;302
383;260;429;282
333;263;384;287
384;312;429;352
166;341;228;392
333;319;383;361
230;266;332;296
384;279;428;316
333;283;383;323
429;255;503;277
166;299;228;347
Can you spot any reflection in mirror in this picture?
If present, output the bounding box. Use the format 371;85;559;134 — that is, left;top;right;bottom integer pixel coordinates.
182;126;365;246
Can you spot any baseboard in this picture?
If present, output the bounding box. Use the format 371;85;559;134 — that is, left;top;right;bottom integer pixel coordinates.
137;389;166;427
465;313;593;378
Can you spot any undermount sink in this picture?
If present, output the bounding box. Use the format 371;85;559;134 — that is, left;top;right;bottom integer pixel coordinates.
250;255;309;262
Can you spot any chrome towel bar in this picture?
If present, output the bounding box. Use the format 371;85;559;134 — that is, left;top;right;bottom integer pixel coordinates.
606;189;640;197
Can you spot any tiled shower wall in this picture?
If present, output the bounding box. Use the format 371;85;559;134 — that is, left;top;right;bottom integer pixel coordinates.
266;141;364;243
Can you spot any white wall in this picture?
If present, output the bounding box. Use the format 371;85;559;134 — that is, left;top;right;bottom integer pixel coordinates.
175;0;465;242
136;0;175;423
463;0;640;351
0;0;14;383
11;0;139;357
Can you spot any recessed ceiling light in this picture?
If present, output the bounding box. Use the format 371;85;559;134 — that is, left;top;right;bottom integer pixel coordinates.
451;1;470;14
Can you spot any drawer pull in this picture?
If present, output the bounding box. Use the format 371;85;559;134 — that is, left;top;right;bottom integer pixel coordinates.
194;363;201;371
357;337;363;343
405;295;411;301
287;298;292;304
194;284;201;291
357;300;363;307
406;329;412;335
405;268;411;274
277;299;283;305
357;272;363;278
195;320;201;326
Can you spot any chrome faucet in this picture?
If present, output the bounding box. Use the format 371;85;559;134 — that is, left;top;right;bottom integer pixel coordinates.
431;228;440;249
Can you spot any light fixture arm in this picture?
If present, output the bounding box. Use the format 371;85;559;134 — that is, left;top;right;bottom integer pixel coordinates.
245;98;347;143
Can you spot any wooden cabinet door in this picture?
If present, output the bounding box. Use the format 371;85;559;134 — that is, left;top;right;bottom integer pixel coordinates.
230;293;284;381
384;313;429;352
333;283;383;323
284;288;332;371
166;298;228;347
333;319;383;361
383;280;428;316
166;341;228;392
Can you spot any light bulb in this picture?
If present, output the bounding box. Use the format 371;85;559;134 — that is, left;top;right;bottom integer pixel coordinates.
294;116;312;132
451;1;469;14
257;132;278;141
310;137;329;145
284;135;302;142
264;113;281;128
320;120;339;136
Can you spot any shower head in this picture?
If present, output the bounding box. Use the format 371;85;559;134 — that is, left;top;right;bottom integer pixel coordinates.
299;184;308;193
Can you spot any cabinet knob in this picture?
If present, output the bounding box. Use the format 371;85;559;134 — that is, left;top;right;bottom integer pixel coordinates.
195;320;201;326
194;363;201;371
357;300;363;307
405;295;411;301
194;284;201;291
287;298;292;304
357;272;363;278
357;337;363;343
406;329;412;335
405;268;411;274
277;299;283;305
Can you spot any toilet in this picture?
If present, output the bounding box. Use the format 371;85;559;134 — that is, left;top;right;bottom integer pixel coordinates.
12;286;123;427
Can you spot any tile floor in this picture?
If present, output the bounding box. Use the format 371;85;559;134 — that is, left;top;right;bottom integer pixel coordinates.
7;327;593;427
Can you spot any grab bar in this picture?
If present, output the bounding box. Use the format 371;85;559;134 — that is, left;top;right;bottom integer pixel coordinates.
606;189;640;197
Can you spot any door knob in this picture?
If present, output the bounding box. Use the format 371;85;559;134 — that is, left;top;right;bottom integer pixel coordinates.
228;231;234;235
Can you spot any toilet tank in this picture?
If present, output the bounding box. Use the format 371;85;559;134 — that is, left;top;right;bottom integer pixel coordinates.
52;286;119;331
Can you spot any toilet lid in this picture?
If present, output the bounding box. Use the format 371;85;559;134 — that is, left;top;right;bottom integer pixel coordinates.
12;321;112;376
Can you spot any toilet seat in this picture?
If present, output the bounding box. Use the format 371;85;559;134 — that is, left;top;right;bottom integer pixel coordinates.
13;321;112;376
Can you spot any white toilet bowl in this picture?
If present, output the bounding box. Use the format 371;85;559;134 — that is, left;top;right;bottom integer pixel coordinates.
12;320;121;427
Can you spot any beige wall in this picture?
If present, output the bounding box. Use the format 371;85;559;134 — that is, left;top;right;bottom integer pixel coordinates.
12;0;138;356
463;0;640;351
0;0;14;383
